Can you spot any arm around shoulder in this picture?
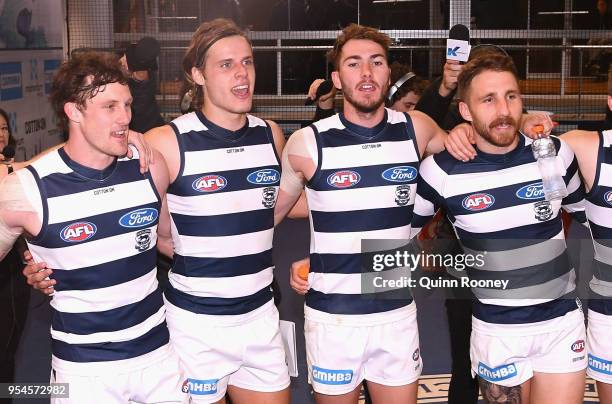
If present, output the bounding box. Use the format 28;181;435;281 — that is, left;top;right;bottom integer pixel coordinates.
408;110;448;157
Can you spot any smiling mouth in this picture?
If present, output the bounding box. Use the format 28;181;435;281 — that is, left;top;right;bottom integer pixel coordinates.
111;129;127;138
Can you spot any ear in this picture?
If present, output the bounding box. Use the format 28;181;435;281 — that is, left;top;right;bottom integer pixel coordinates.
458;101;473;123
191;67;206;86
331;71;341;90
64;102;82;124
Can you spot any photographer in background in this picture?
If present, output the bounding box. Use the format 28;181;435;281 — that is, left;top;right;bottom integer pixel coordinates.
119;36;165;133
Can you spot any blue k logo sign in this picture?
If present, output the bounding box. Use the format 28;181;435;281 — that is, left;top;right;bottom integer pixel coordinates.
447;46;460;57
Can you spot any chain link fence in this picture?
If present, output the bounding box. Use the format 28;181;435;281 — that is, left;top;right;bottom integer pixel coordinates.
67;0;612;132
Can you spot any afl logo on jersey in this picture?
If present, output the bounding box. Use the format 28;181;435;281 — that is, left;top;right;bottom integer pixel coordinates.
192;175;227;193
571;340;585;353
462;193;495;211
381;166;418;183
60;222;97;243
516;183;544;200
327;170;361;188
604;191;612;206
119;208;158;228
247;168;280;185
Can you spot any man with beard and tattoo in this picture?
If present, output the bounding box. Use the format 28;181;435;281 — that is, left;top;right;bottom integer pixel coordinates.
274;24;450;404
411;53;588;403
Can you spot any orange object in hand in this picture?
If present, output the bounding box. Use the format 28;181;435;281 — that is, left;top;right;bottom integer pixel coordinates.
297;263;309;281
533;124;544;135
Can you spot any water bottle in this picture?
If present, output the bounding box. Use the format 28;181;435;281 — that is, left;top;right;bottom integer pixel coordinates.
531;125;568;201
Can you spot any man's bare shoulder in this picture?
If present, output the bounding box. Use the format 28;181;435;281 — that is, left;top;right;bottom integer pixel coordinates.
559;130;599;155
0;171;41;242
266;119;287;151
146;124;175;142
285;127;316;152
0;173;35;216
560;129;599;146
145;124;179;155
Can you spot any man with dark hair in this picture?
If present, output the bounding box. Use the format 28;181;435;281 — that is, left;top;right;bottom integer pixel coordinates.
26;19;297;404
0;51;185;403
276;23;450;404
412;53;588;403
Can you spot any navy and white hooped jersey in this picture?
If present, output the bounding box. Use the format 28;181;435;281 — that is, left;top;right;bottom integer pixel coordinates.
305;109;419;316
413;134;587;325
586;129;612;315
165;111;280;316
17;148;169;374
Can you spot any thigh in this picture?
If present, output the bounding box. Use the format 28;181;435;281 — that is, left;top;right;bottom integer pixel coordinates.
477;376;530;404
228;307;290;393
596;381;612;404
227;385;290;404
313;385;361;404
530;370;586;404
305;319;367;396
366;379;417;404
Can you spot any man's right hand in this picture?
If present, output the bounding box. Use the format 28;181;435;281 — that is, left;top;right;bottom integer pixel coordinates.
22;250;55;295
445;122;477;161
307;79;336;110
439;60;463;97
290;257;310;295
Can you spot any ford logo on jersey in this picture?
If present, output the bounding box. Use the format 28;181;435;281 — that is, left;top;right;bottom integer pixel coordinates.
118;208;158;228
462;193;495;211
312;366;353;385
327;170;361;188
247;168;280;185
605;191;612;206
60;222;97;243
516;182;544;200
571;340;585;353
192;175;227;193
477;362;517;382
181;378;218;395
381;166;418;183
